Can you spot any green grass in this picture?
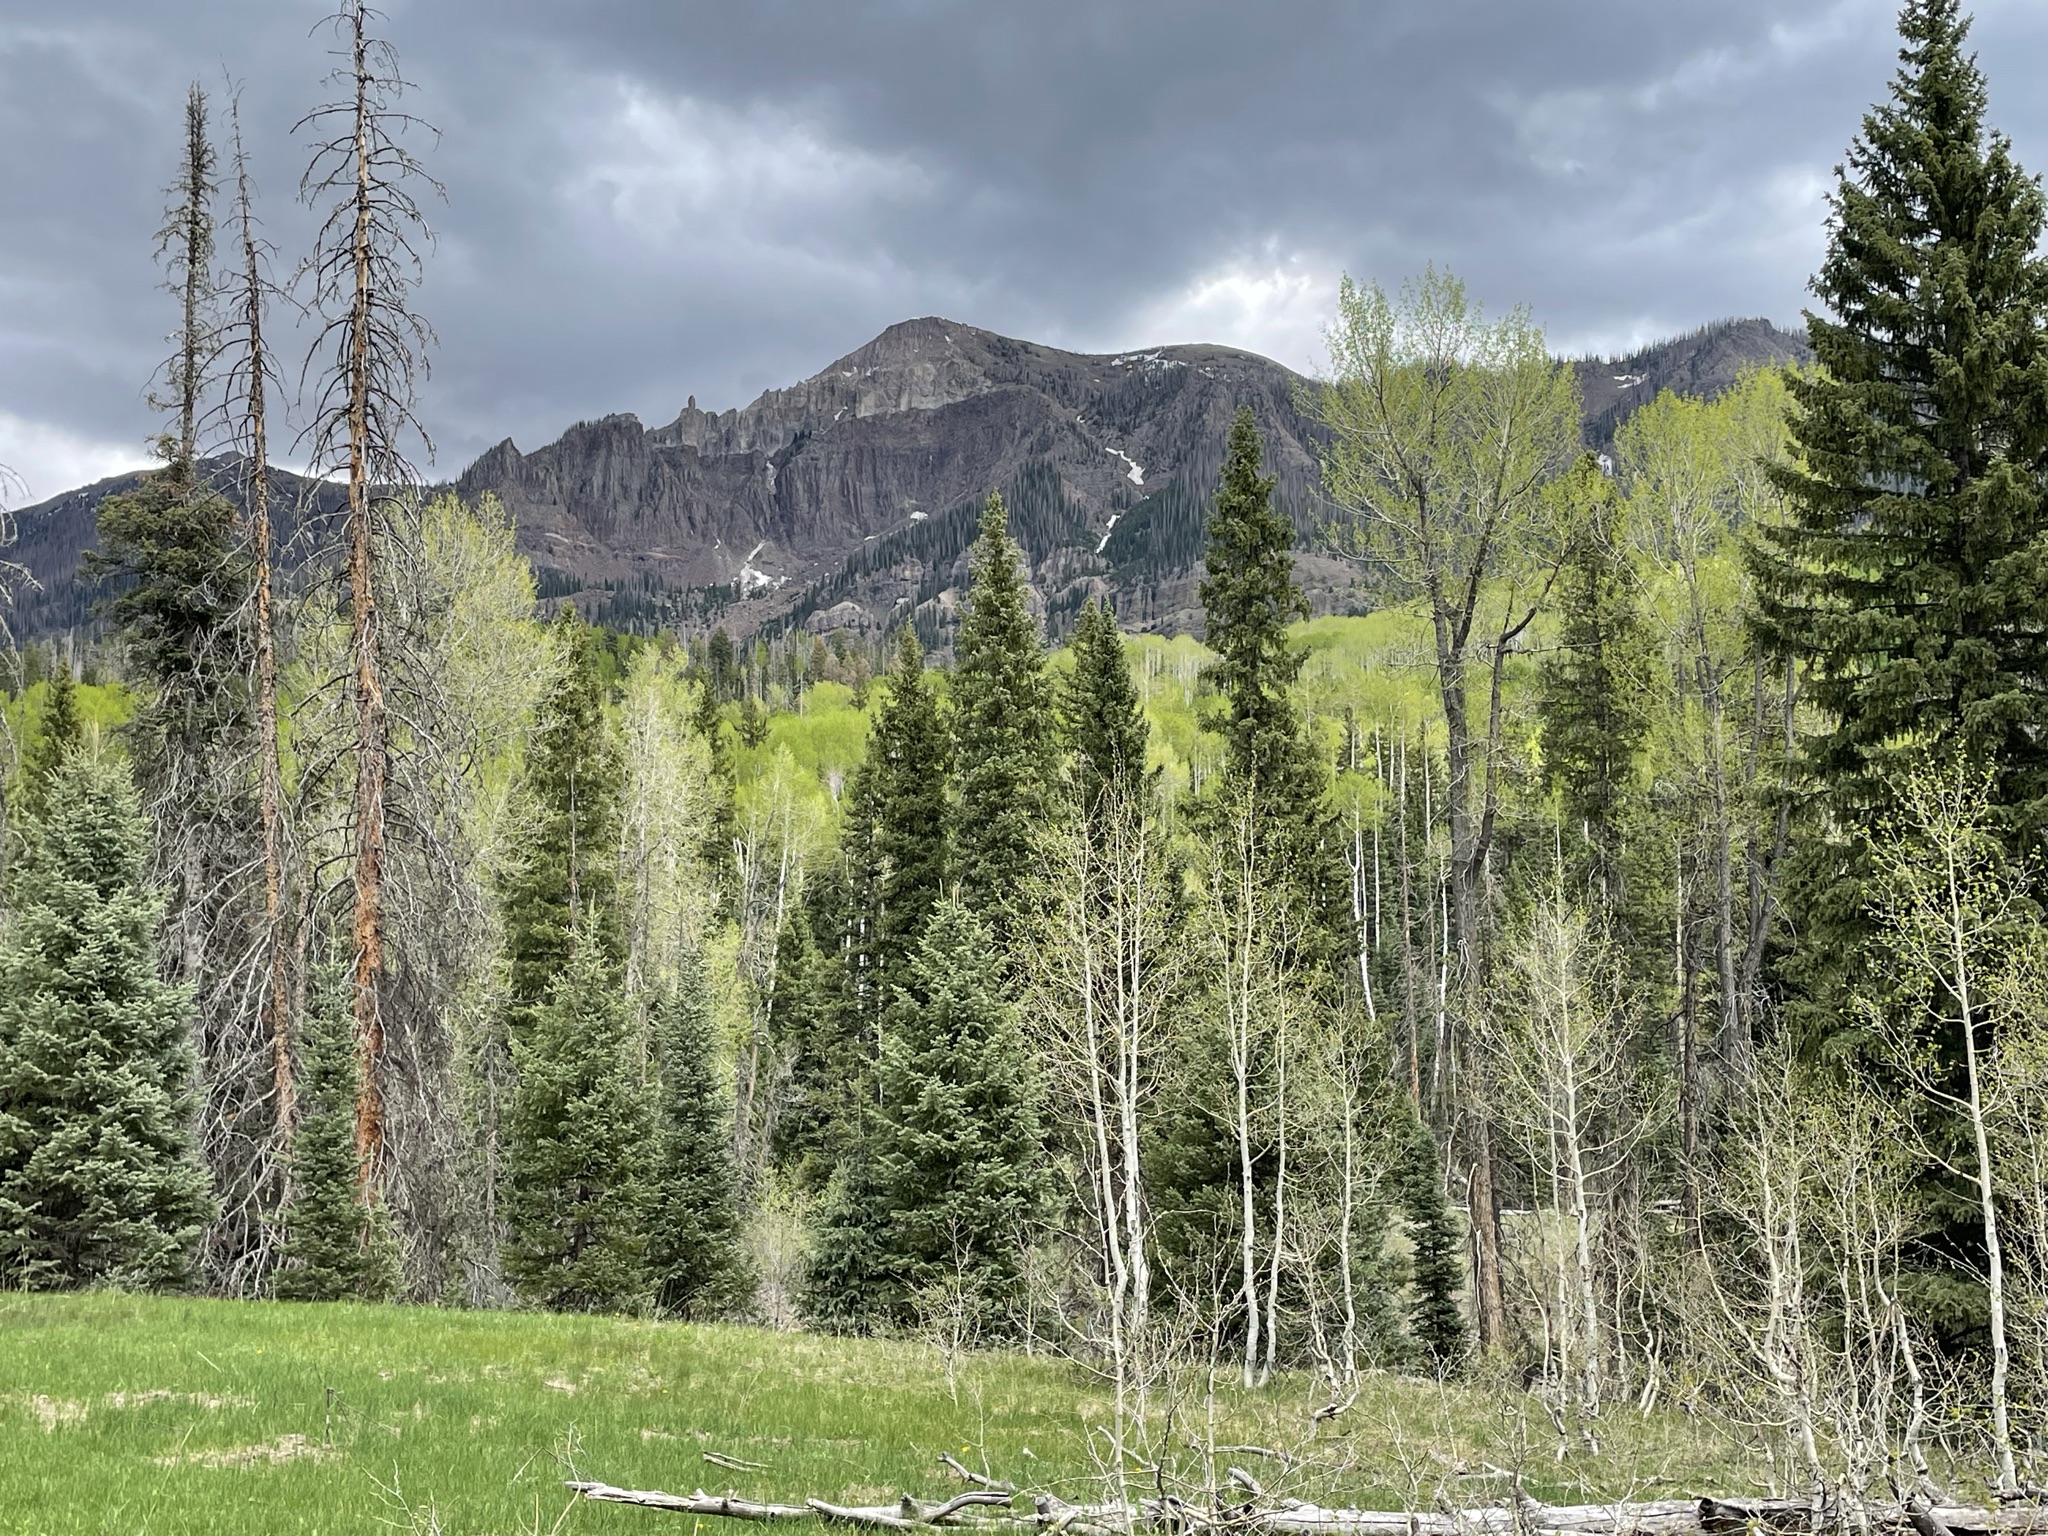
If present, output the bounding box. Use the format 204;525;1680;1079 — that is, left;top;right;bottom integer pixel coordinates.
0;1293;1758;1536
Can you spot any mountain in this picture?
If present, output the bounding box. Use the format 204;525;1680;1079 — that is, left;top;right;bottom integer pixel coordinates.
3;459;342;640
1575;317;1810;449
5;315;1809;645
455;316;1336;640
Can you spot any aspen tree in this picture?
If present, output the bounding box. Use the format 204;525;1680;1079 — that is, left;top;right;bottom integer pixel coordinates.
1316;268;1581;1350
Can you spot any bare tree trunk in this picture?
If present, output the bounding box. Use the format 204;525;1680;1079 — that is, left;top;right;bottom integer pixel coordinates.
1232;949;1260;1390
1676;852;1700;1229
345;37;390;1187
1397;733;1420;1109
1260;1011;1288;1386
164;82;215;479
299;0;441;1205
1950;891;2017;1492
1699;659;1742;1080
227;108;293;1144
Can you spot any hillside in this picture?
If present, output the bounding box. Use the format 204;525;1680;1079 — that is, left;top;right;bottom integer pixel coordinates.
3;316;1808;644
1574;317;1810;448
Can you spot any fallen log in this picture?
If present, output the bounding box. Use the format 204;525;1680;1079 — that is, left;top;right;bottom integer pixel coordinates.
566;1482;2048;1536
566;1484;809;1519
943;1453;1018;1493
809;1492;1026;1530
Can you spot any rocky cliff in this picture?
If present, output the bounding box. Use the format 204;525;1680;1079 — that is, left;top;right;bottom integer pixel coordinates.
453;316;1332;638
7;314;1809;644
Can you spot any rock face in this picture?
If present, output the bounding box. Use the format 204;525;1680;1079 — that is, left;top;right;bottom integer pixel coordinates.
455;316;1330;638
7;314;1811;644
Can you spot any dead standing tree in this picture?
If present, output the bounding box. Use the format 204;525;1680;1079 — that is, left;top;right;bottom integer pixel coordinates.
94;82;288;1289
297;0;439;1205
216;94;295;1153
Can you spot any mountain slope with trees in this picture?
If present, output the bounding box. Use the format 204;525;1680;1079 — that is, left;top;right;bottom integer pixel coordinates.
6;319;1803;645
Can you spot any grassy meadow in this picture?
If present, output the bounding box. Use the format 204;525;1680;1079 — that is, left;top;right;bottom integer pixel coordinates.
0;1292;1759;1536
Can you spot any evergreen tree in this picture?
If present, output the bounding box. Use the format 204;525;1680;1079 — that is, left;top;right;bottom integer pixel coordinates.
799;1136;897;1332
736;692;770;749
17;672;82;822
868;898;1051;1334
1198;407;1349;958
275;957;400;1302
649;953;750;1317
767;901;861;1185
503;944;654;1312
873;629;951;982
783;763;886;1187
1398;1116;1468;1374
1753;0;2048;1022
951;492;1057;931
1063;598;1152;829
1536;457;1653;912
692;674;740;911
503;604;624;1035
706;629;739;702
0;751;211;1288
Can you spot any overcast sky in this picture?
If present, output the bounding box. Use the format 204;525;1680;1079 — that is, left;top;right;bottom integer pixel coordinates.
3;0;2046;502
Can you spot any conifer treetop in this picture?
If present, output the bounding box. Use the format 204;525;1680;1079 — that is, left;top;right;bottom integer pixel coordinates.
1756;0;2048;835
952;491;1056;924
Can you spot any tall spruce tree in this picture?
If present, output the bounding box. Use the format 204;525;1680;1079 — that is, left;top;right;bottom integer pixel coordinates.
275;958;400;1302
781;758;887;1189
0;751;211;1289
503;944;654;1312
692;674;740;911
649;953;750;1318
872;629;952;982
1063;597;1152;826
951;492;1057;931
503;605;624;1035
799;1135;897;1333
869;898;1051;1333
1536;457;1653;915
1198;407;1348;957
17;672;82;823
1753;0;2048;1025
767;901;858;1185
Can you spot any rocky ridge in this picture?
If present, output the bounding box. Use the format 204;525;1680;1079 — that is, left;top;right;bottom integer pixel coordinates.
6;315;1809;644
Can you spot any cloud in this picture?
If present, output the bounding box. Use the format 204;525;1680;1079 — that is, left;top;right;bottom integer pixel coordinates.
2;0;2045;495
1120;249;1335;374
0;412;152;508
562;82;933;247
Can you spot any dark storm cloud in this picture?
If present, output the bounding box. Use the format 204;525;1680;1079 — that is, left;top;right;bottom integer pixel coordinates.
3;0;2046;499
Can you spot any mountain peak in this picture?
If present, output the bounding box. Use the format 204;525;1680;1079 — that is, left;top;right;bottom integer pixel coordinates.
7;314;1813;645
